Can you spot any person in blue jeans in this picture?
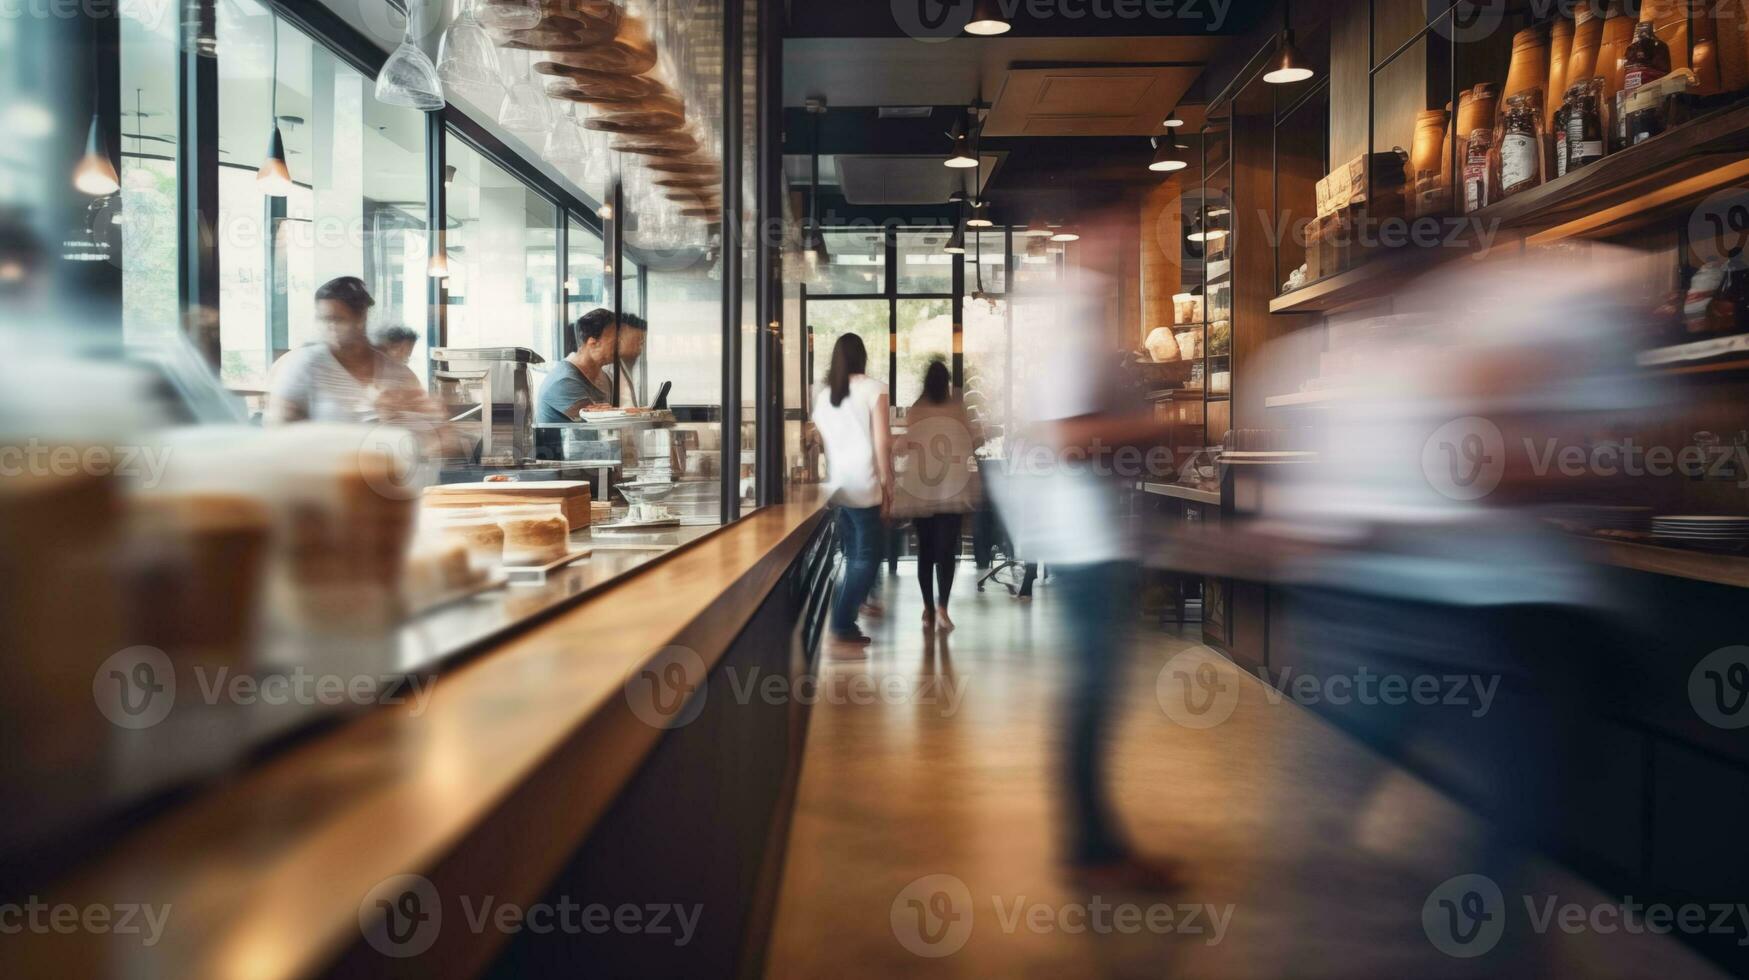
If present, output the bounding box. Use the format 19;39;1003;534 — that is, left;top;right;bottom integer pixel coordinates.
811;334;892;652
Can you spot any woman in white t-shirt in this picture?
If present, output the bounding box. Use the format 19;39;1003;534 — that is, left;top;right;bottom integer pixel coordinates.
810;334;892;651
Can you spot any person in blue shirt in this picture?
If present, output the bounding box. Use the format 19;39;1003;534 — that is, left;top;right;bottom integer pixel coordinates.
536;308;620;423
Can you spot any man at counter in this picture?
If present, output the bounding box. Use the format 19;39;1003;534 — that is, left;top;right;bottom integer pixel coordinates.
536;308;621;422
605;313;648;406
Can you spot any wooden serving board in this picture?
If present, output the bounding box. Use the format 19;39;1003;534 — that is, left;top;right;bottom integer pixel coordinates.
423;481;593;530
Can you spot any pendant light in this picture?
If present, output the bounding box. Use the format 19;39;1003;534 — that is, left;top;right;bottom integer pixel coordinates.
944;223;966;255
1163;109;1185;129
967;199;993;228
965;0;1012;35
803;99;827;265
257;11;294;197
376;0;446;111
1263;0;1315;85
72;32;118;196
1050;227;1079;243
944;110;979;169
1149;137;1188;173
74;116;120;196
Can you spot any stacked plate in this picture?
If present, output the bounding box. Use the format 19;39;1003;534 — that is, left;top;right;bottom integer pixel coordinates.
1651;515;1749;552
1543;504;1652;532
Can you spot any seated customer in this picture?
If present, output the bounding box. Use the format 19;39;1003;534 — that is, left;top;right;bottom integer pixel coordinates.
536;308;619;422
266;277;426;424
371;324;420;367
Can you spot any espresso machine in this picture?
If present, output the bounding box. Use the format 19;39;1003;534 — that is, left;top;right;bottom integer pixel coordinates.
430;347;544;467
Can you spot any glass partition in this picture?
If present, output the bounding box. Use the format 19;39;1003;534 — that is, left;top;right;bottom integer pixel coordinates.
896;228;955;294
894;297;952;409
214;0;429;389
444;133;559;362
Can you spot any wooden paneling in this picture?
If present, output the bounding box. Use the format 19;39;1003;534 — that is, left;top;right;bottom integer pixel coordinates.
1140;179;1187;342
1329;0;1372;166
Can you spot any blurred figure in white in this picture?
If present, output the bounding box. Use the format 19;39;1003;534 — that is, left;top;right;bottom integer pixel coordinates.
894;358;981;631
266;277;430;425
994;210;1181;889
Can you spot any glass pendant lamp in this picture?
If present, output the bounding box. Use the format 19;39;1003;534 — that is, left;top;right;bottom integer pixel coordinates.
474;0;540;32
497;48;552;136
377;0;445;111
438;0;505;108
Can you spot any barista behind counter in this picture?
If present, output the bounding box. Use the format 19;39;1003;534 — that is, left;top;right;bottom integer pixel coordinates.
536;309;649;422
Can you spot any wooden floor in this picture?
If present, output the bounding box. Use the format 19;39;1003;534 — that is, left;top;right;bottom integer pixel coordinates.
762;565;1726;979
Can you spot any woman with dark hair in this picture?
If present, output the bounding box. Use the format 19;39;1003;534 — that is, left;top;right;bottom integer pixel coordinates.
266;276;426;424
810;333;892;653
894;358;981;630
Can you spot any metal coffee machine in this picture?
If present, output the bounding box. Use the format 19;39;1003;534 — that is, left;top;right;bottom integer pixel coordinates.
430;347;544;466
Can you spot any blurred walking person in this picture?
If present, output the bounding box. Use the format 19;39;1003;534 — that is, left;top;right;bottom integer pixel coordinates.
811;334;893;655
993;232;1180;890
894;359;981;631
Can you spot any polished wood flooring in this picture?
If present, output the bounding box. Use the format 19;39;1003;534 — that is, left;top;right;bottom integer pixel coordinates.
762;565;1725;979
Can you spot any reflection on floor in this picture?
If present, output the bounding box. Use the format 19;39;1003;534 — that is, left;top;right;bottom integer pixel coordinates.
763;564;1725;979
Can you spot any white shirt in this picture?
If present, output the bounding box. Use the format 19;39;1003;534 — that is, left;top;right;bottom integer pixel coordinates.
268;344;421;423
994;269;1135;565
812;374;887;508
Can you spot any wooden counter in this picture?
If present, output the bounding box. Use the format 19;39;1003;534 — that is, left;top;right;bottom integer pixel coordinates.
0;494;827;980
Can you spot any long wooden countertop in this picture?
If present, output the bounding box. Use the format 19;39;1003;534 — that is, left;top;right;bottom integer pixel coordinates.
2;493;827;980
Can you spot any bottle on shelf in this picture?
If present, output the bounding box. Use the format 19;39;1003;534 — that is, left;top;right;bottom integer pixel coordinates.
1548;16;1575;130
1564;79;1606;173
1622;21;1673;145
1496;94;1543;198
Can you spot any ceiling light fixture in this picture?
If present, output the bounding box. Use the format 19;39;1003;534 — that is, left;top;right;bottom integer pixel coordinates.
965;0;1013;35
1263;1;1316;85
944;108;980;169
1149;137;1188;173
72;33;117;196
1050;228;1079;243
257;11;294;197
1164;109;1185;129
967;200;993;228
944;224;966;254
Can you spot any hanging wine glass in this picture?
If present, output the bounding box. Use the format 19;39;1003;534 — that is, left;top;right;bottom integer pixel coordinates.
474;0;540;32
438;0;504;108
497;48;552;137
545;103;585;173
376;0;445;111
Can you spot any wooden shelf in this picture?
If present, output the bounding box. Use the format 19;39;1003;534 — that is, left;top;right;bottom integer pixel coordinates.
1139;482;1222;505
1269;95;1749;316
1576;536;1749;590
1263;388;1352;408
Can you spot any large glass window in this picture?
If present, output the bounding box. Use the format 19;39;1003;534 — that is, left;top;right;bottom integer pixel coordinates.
808;299;889;408
811;228;885;295
215;0;428;389
896;228;954;294
566;215;606;325
444;134;559;362
119;5;179;346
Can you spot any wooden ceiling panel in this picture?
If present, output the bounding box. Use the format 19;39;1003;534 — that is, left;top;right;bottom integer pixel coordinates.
984;65;1202;138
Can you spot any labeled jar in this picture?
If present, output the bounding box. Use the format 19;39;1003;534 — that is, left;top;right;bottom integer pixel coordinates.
1565;81;1605;172
1498;95;1542;197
